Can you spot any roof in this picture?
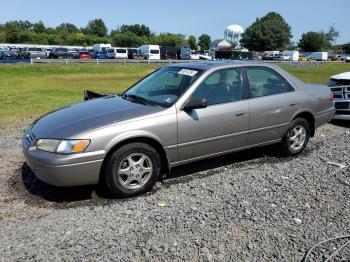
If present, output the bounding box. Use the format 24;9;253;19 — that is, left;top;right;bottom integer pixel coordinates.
167;61;265;71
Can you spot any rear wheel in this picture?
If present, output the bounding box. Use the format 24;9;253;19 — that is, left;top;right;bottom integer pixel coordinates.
280;118;310;156
102;142;161;198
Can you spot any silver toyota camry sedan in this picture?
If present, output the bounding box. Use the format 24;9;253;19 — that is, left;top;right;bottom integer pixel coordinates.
23;62;335;197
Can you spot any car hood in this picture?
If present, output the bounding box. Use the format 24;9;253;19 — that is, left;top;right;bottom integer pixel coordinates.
331;72;350;80
31;96;164;138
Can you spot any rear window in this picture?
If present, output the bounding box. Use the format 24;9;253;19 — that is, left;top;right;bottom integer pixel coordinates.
107;49;114;53
28;48;43;52
150;50;159;54
56;48;68;52
116;49;127;53
80;51;90;54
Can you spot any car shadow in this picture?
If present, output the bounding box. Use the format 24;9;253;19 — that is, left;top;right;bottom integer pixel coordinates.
331;120;350;128
21;144;285;204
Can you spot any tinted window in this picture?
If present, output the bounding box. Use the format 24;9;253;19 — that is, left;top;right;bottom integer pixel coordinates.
246;67;293;98
191;68;242;106
56;48;68;52
150;49;159;54
116;49;127;53
28;48;43;52
107;49;114;53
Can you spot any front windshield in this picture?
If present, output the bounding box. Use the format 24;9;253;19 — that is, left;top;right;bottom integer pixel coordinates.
123;67;203;107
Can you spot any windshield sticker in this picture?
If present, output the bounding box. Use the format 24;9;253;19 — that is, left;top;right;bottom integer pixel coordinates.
164;97;175;104
178;69;198;77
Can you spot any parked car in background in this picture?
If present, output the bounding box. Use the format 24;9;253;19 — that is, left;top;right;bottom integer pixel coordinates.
49;48;73;59
328;72;350;120
107;48;128;59
21;47;47;59
22;62;335;198
0;50;18;60
178;47;191;60
160;46;179;60
45;48;52;58
262;51;280;61
140;45;160;60
77;51;92;59
128;48;143;59
96;51;108;59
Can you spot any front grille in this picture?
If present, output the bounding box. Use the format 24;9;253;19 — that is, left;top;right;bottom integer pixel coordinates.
333;94;344;99
331;85;350;101
335;110;350;115
335;101;350;110
331;87;343;93
24;129;36;147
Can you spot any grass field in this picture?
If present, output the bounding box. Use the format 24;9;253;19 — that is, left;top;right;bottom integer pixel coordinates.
1;62;350;126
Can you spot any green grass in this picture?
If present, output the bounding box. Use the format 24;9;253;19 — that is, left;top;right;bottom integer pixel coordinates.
279;63;350;84
1;62;350;126
0;64;160;125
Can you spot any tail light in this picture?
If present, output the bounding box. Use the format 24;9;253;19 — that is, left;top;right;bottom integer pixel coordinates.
329;93;334;102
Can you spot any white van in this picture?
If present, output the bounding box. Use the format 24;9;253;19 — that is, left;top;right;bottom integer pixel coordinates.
309;52;328;61
93;43;112;52
140;45;160;60
281;51;300;61
107;48;128;59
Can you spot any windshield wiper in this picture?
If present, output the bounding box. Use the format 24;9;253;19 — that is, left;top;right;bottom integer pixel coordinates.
122;94;150;105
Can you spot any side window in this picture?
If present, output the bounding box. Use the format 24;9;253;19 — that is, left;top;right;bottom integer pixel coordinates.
191;68;242;106
246;67;293;98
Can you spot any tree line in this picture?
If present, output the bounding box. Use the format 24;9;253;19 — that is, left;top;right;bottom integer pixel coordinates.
0;15;349;53
240;12;348;52
0;19;212;50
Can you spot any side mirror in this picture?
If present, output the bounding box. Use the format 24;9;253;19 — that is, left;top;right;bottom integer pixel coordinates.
184;98;207;111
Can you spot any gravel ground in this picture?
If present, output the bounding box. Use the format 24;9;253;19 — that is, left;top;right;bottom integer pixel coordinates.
0;121;349;261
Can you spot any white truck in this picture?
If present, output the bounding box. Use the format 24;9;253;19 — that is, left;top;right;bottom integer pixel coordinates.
93;44;112;52
308;52;328;61
328;72;350;120
281;51;300;61
140;45;160;60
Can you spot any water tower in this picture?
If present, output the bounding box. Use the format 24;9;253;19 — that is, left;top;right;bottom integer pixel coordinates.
224;24;244;47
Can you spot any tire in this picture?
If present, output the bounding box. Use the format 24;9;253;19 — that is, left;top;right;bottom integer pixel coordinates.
280;117;310;156
101;142;161;198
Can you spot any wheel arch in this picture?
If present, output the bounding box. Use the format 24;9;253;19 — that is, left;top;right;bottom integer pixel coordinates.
293;111;315;137
99;136;170;183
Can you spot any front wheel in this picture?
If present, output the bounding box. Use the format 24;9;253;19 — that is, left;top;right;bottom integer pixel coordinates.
102;142;161;198
280;118;310;156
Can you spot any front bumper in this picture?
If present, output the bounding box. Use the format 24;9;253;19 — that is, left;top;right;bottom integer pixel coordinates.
333;100;350;121
22;136;106;187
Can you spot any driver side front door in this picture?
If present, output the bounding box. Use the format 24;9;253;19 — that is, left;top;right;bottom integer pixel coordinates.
176;67;249;162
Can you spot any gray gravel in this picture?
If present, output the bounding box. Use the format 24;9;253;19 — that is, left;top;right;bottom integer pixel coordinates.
0;121;349;261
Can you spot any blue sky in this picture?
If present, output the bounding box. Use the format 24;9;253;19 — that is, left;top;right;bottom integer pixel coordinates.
1;0;349;44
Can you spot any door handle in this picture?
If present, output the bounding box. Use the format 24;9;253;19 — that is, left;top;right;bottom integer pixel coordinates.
235;113;246;117
289;103;298;107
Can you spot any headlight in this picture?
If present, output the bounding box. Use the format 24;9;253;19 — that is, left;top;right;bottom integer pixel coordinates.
36;139;90;154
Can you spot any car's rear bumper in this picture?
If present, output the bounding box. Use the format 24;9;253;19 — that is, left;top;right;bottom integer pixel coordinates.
23;142;106;187
315;107;336;128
